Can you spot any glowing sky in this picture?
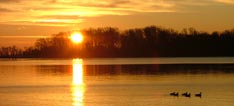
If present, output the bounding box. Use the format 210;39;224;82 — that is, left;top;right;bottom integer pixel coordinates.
0;0;234;47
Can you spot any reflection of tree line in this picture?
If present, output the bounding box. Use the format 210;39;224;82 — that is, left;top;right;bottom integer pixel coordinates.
36;65;72;75
36;64;234;76
1;26;234;58
84;64;234;75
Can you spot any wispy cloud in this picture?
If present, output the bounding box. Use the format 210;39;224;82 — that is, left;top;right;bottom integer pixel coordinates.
168;0;213;6
0;0;232;27
215;0;234;5
0;7;15;12
0;0;20;3
0;35;48;38
0;0;176;26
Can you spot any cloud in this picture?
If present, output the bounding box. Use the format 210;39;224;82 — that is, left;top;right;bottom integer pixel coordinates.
0;0;176;26
67;0;131;8
47;0;174;13
39;15;81;19
0;7;14;12
1;18;83;27
0;0;230;27
215;0;234;4
167;0;215;6
0;0;20;3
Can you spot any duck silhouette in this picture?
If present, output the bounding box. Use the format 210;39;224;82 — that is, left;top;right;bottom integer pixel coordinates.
185;93;191;97
182;92;188;96
182;92;191;97
170;92;179;96
195;92;202;98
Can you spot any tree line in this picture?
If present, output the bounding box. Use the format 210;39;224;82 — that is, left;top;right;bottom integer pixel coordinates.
1;25;234;58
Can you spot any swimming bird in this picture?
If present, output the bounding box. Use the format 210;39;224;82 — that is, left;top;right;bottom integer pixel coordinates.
174;92;179;96
182;92;191;97
195;92;202;98
170;92;179;96
182;92;188;96
185;93;191;97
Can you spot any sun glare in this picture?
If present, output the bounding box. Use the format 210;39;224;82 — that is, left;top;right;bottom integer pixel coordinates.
72;59;85;106
72;59;83;85
70;32;83;43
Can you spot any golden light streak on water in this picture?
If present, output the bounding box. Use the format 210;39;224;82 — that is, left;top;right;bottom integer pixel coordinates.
72;59;85;106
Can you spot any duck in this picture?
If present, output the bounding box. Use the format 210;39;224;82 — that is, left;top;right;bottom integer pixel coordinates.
170;92;179;96
174;92;179;96
182;92;191;97
185;93;191;97
182;92;188;96
195;92;202;98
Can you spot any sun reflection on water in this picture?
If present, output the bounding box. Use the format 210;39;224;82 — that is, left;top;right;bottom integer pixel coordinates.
72;59;85;106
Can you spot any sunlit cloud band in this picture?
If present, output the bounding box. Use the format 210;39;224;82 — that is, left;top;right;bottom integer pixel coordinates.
0;0;233;26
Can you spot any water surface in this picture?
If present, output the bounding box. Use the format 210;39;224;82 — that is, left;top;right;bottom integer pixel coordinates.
0;58;234;106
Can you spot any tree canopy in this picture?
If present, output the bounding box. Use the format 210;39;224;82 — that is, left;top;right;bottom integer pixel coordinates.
1;25;234;58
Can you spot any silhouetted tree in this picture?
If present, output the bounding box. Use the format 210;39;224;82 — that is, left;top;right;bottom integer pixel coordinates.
1;26;234;58
0;46;22;58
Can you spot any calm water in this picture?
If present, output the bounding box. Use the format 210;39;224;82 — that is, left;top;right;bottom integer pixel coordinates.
0;58;234;106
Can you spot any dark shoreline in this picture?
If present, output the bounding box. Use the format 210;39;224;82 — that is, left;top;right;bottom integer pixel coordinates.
1;26;234;58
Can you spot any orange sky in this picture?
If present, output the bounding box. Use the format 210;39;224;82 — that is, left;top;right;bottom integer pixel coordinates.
0;0;234;47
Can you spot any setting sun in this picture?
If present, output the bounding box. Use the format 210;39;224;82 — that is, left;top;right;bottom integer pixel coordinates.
70;32;83;43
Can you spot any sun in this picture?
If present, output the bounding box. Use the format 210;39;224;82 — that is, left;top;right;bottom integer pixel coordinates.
70;32;83;43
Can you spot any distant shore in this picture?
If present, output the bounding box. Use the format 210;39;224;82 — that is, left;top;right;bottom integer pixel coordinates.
1;25;234;58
